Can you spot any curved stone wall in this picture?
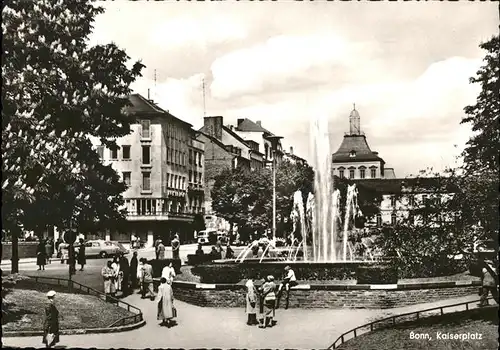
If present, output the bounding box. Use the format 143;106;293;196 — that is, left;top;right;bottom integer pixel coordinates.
172;280;480;309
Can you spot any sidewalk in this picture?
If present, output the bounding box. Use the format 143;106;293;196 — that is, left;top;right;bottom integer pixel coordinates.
1;293;481;349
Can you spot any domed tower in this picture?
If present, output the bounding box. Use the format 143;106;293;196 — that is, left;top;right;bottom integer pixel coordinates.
332;106;393;179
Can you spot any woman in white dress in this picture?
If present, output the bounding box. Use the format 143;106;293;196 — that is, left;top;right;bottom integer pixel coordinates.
161;262;176;284
111;256;122;294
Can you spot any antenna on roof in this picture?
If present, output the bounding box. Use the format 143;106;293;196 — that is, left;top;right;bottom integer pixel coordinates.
153;69;157;102
353;103;356;110
202;77;207;118
147;88;150;100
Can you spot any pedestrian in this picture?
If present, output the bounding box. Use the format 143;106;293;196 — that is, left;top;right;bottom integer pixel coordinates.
37;239;47;271
195;244;204;256
45;239;53;264
245;276;259;326
210;246;220;259
76;238;86;271
130;251;139;289
276;265;298;309
171;234;180;260
54;237;63;257
139;258;155;300
119;252;130;296
111;256;122;295
161;261;176;284
157;240;166;260
225;242;234;260
478;259;499;306
42;290;60;348
58;242;69;264
259;275;277;328
154;236;161;259
102;260;116;302
157;277;176;327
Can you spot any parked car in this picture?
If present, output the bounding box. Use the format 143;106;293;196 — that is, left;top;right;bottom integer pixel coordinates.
197;229;217;245
84;240;127;258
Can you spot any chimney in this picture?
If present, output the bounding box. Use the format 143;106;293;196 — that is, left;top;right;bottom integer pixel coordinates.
290;146;294;155
203;116;223;141
256;121;262;126
237;118;244;127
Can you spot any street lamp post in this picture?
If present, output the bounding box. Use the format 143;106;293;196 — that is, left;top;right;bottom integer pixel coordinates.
267;136;283;243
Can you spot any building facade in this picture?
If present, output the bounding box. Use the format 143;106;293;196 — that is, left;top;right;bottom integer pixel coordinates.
332;108;396;180
90;94;204;246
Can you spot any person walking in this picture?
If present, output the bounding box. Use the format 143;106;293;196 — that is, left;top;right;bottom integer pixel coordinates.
42;291;60;348
171;234;180;260
259;275;277;328
161;261;176;284
102;261;116;302
245;276;259;326
157;240;166;260
45;239;53;264
276;265;298;309
130;251;139;289
54;238;63;258
58;242;69;264
36;239;47;271
119;252;130;296
111;256;122;295
157;277;176;327
139;258;155;300
479;259;499;306
76;238;86;271
154;236;161;260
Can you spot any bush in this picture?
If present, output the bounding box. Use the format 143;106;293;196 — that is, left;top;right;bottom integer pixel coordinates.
356;264;398;284
2;273;31;320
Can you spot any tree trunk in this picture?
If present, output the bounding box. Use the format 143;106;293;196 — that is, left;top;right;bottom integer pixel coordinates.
11;228;19;274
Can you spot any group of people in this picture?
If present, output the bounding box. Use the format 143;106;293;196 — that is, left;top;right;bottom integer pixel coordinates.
101;252;135;300
154;234;181;260
36;237;87;271
245;265;298;328
195;241;234;260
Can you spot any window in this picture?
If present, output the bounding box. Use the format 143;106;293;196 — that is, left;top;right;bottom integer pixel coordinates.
97;146;104;159
166;173;170;188
142;145;150;164
189;150;193;164
422;195;428;206
110;147;119;160
370;168;376;178
391;213;397;226
142;172;151;191
359;169;365;179
349;169;355;179
141;120;150;138
122;172;131;187
390;196;397;207
122;145;131;160
189;170;192;182
338;169;344;178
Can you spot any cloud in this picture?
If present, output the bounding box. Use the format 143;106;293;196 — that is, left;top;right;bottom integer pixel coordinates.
210;33;377;100
149;16;248;50
130;74;206;128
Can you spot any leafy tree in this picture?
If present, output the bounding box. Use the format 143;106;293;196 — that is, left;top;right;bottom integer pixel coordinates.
460;34;499;243
2;0;144;271
373;169;473;278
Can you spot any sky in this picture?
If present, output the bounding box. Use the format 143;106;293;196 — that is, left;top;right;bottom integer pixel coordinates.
90;1;498;177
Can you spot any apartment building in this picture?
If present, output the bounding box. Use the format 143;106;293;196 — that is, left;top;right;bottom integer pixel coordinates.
90;93;204;246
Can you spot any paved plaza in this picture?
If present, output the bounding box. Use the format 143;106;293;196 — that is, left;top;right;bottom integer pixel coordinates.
2;292;479;349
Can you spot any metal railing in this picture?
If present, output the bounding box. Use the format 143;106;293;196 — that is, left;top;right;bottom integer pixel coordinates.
328;297;494;349
26;275;143;328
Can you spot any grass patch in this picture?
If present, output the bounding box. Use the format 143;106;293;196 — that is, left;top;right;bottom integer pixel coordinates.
337;307;498;350
2;281;134;332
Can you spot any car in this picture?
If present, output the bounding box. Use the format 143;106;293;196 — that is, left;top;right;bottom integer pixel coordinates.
111;241;130;255
197;229;217;245
84;240;125;259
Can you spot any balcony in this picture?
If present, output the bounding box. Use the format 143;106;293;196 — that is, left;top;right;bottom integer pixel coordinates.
126;210;194;222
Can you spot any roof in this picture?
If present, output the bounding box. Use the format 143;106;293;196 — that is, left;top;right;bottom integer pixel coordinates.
196;131;227;151
223;125;251;146
384;168;396;179
331;135;384;163
126;93;192;128
351;178;458;194
236;118;274;135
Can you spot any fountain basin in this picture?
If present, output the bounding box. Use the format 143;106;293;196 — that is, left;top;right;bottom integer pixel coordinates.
191;260;397;284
